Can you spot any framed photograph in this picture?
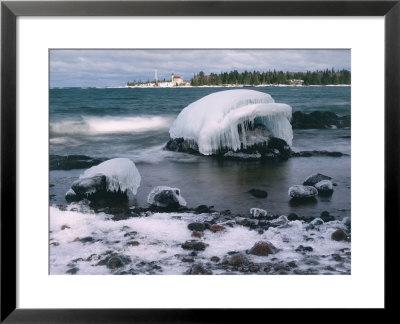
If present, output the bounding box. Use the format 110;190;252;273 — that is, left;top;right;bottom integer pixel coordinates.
1;0;398;321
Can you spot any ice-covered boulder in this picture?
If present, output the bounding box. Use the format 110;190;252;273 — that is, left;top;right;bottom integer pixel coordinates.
67;158;141;201
169;89;293;156
315;179;334;195
250;208;267;218
288;185;318;199
147;186;187;208
303;173;331;186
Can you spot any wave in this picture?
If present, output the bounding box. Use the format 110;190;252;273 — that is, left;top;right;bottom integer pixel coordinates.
50;115;174;136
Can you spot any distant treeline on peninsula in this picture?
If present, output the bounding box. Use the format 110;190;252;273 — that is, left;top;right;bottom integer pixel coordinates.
190;69;351;86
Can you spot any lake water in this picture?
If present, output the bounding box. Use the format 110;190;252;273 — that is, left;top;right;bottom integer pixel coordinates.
49;86;351;275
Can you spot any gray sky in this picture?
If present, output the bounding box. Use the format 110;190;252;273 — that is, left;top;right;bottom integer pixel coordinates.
50;49;350;87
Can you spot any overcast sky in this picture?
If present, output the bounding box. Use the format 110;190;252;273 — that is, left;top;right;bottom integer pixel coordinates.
50;49;350;87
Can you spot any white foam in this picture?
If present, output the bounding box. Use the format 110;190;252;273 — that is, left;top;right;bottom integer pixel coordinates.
169;89;293;155
49;136;81;146
79;158;141;194
50;115;174;135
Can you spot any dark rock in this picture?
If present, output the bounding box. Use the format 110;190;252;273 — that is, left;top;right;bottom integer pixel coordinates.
194;205;213;213
210;256;220;263
164;138;200;155
228;253;249;266
127;241;140;247
248;189;268;198
181;240;208;251
66;267;79;274
296;245;314;253
303;173;331;186
331;229;347;241
61;224;71;230
291;150;345;158
291;111;350;129
188;222;206;232
249;241;278;256
288;213;300;221
331;254;344;262
258;229;264;235
209;224;226;232
50;154;106;171
187;263;212;275
79;236;94;243
249;264;261;272
106;255;131;269
181;258;194;263
320;211;335;222
165;136;291;161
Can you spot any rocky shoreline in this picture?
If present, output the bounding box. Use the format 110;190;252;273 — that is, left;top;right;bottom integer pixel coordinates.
53;200;351;275
51;169;350;276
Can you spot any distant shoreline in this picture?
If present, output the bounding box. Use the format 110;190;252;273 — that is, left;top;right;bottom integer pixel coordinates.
50;84;351;90
125;84;351;89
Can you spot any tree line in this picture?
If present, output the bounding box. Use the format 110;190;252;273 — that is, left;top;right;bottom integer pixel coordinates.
190;69;351;86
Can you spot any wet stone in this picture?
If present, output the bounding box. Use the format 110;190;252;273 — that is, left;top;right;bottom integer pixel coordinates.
187;263;212;275
331;229;347;241
210;256;220;263
127;241;140;247
296;245;313;253
248;189;268;198
182;258;195;263
320;211;335;222
181;240;208;251
249;241;278;256
107;255;131;269
188;222;206;232
288;213;300;221
191;231;203;238
228;253;249;266
66;267;79;275
209;224;226;232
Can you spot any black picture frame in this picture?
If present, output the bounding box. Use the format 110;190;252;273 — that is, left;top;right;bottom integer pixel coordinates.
1;0;399;322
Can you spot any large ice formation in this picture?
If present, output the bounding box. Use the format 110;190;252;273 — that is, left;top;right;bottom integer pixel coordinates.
78;158;141;195
169;89;293;155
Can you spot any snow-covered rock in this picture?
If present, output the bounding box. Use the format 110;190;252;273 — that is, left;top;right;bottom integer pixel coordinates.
169;89;293;155
250;208;267;218
77;158;141;195
147;186;187;208
288;185;318;198
67;158;141;201
314;179;334;193
271;215;289;226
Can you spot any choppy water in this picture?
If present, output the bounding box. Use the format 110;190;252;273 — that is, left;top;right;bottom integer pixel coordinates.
49;86;351;275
